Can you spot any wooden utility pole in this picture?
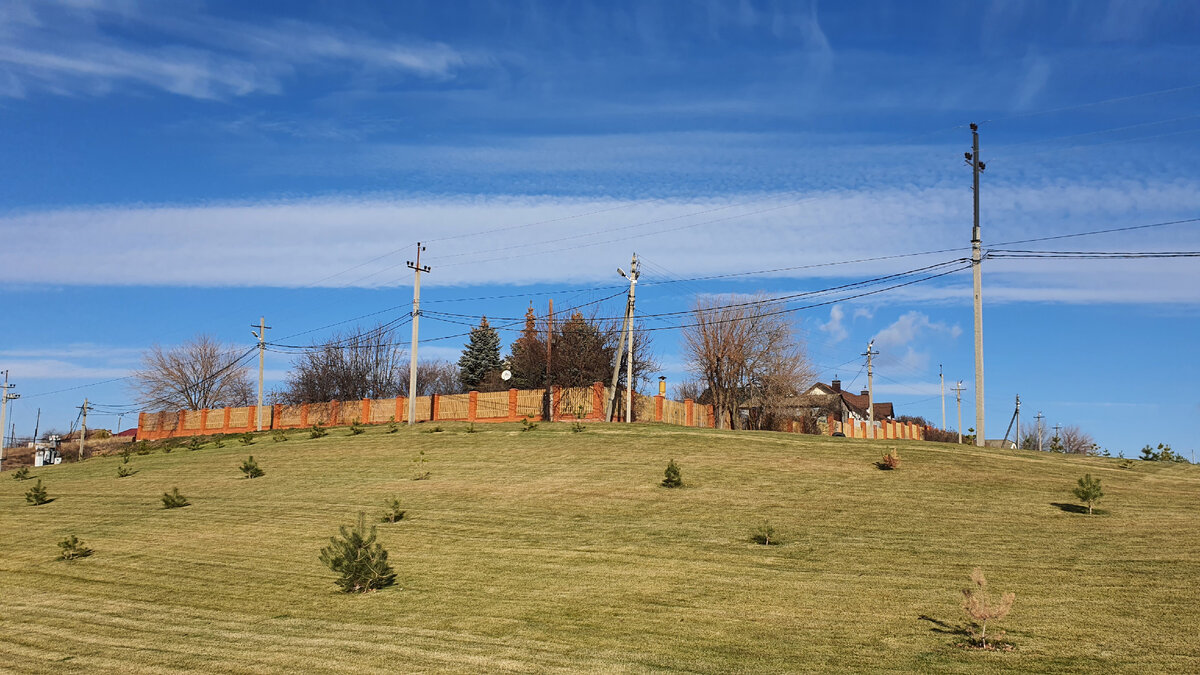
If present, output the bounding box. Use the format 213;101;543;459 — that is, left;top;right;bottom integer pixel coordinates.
406;243;431;425
78;398;90;461
605;254;638;422
967;123;988;446
863;339;878;439
545;298;553;422
251;316;270;431
1035;411;1044;452
952;380;965;445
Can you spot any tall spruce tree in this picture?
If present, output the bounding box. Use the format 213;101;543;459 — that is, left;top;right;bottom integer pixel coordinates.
458;317;504;390
508;305;546;389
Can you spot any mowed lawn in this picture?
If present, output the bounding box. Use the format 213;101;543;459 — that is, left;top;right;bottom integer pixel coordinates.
1;423;1198;673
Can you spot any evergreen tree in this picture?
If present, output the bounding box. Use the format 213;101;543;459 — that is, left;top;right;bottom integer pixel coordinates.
319;512;397;592
240;456;264;478
1072;474;1104;514
661;459;683;488
25;479;49;505
458;317;504;391
508;304;546;389
58;535;93;561
552;312;615;388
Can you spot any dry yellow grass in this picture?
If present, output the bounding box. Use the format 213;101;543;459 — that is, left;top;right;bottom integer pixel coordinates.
1;422;1197;673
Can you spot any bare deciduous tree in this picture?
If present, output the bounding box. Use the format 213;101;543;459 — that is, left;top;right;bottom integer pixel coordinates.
133;335;254;410
398;360;462;396
283;324;407;403
1059;425;1096;455
681;294;813;430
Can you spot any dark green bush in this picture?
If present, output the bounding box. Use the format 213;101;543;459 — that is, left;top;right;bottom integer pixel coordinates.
57;535;93;561
310;423;327;439
380;497;407;523
661;459;683;488
25;479;50;505
161;487;190;509
319;512;397;593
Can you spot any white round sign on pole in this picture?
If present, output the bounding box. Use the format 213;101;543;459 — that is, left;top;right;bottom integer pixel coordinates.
501;370;512;382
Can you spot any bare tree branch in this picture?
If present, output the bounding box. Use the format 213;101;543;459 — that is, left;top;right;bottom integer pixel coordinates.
133;335;254;410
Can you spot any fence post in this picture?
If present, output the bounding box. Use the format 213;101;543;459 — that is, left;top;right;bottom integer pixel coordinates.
199;408;208;434
591;382;604;420
361;398;371;425
175;410;185;438
468;391;478;422
432;394;439;421
222;407;231;433
655;395;664;422
508;388;518;420
330;400;340;426
551;385;562;422
708;404;716;428
300;403;309;428
685;399;694;427
395;396;404;423
273;404;282;429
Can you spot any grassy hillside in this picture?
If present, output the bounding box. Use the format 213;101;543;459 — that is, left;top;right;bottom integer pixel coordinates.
1;423;1197;673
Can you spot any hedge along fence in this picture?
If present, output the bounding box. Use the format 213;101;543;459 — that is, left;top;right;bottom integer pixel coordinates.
137;383;723;440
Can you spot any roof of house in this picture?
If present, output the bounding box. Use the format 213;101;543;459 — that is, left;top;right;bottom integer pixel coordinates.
115;428;138;437
802;382;895;420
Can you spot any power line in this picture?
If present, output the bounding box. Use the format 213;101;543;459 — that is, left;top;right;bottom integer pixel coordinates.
993;217;1200;247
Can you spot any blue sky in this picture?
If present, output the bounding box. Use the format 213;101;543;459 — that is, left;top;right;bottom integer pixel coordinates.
1;0;1198;457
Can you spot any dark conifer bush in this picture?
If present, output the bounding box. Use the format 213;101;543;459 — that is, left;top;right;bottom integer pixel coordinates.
240;456;264;479
661;459;683;488
12;466;31;481
319;512;397;593
25;479;50;505
58;535;93;561
161;487;190;509
310;423;327;439
380;497;407;523
117;464;134;478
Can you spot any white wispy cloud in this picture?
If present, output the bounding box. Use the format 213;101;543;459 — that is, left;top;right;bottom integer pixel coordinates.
0;1;472;99
1;179;1197;304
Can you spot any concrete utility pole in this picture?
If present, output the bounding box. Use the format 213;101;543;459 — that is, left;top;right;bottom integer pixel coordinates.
251;317;270;431
863;339;879;439
78;398;90;461
545;299;554;422
0;371;19;471
1014;394;1021;450
940;363;946;430
406;244;431;426
625;256;638;424
605;253;638;423
966;123;987;447
952;380;965;445
1035;411;1045;452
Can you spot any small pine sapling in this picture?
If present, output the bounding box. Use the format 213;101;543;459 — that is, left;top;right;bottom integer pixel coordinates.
386;418;399;433
310;423;327;439
121;447;132;463
12;466;31;480
212;435;226;449
571;421;586;433
380;497;407;523
271;430;288;442
25;479;50;505
186;437;203;451
116;464;134;478
240;456;265;479
1072;473;1103;514
661;459;683;488
239;432;255;446
521;417;538;432
319;512;397;593
57;535;93;561
349;418;364;435
961;567;1015;649
466;423;477;434
161;487;190;509
751;522;780;545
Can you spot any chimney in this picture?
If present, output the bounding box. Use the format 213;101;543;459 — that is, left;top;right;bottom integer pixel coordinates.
861;390;869;397
830;379;841;392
